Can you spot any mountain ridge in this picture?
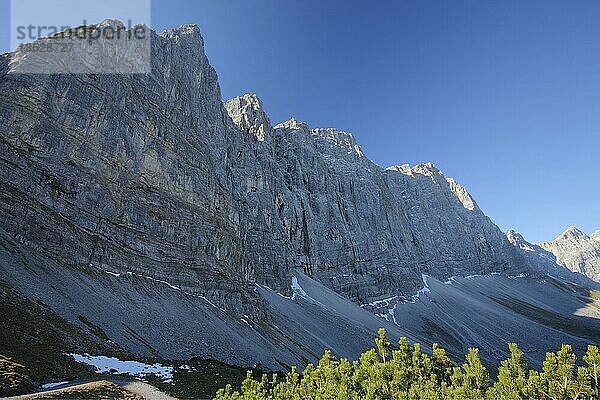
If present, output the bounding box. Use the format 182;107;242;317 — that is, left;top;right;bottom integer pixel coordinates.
1;20;599;376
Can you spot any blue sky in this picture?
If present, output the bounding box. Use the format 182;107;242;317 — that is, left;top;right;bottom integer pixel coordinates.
1;1;598;243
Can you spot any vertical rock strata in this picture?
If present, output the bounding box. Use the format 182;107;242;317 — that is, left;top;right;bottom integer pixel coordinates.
1;21;528;322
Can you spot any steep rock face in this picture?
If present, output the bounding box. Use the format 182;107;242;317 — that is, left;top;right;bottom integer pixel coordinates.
0;21;570;365
0;21;530;309
224;94;271;141
0;22;265;319
506;230;565;275
223;97;525;302
592;230;600;242
539;227;600;282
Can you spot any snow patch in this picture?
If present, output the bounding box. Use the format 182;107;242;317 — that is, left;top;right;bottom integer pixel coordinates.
106;271;221;310
291;275;309;300
508;273;526;279
375;313;390;321
444;276;457;285
256;283;292;300
410;274;431;302
362;294;401;326
364;295;399;307
241;315;254;328
68;354;173;382
141;274;180;291
41;381;69;389
276;291;292;300
444;272;501;285
291;275;323;305
389;303;399;325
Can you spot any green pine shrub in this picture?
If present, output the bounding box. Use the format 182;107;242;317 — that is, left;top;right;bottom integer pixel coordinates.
213;329;600;400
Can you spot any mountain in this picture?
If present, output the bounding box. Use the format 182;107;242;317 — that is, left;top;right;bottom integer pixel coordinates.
1;21;599;385
539;227;600;282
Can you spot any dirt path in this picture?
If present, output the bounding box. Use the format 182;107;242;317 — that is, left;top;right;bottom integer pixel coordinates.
6;376;178;400
106;377;177;400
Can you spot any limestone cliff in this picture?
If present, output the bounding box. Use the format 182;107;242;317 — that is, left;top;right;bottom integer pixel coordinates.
0;22;525;312
1;21;598;370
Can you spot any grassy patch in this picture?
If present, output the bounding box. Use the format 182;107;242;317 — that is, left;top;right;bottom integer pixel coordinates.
0;355;35;397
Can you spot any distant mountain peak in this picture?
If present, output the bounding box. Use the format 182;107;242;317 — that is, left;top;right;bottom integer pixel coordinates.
539;226;600;282
558;226;589;241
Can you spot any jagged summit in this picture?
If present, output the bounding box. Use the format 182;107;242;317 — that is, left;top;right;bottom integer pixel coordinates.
224;94;271;141
506;229;527;246
272;117;358;145
159;23;204;45
385;163;477;211
506;230;547;254
310;127;364;157
224;99;367;157
386;162;438;175
593;230;600;242
96;19;128;30
5;18;212;75
92;19;202;39
539;226;600;282
274;117;310;131
412;161;439;173
386;164;412;174
556;226;589;241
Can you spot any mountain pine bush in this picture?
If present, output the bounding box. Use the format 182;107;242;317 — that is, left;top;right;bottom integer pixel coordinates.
213;329;600;400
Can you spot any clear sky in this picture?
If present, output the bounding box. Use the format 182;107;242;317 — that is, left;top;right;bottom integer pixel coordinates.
1;1;598;243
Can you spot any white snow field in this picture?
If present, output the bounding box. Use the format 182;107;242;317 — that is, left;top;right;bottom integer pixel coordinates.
68;354;173;382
